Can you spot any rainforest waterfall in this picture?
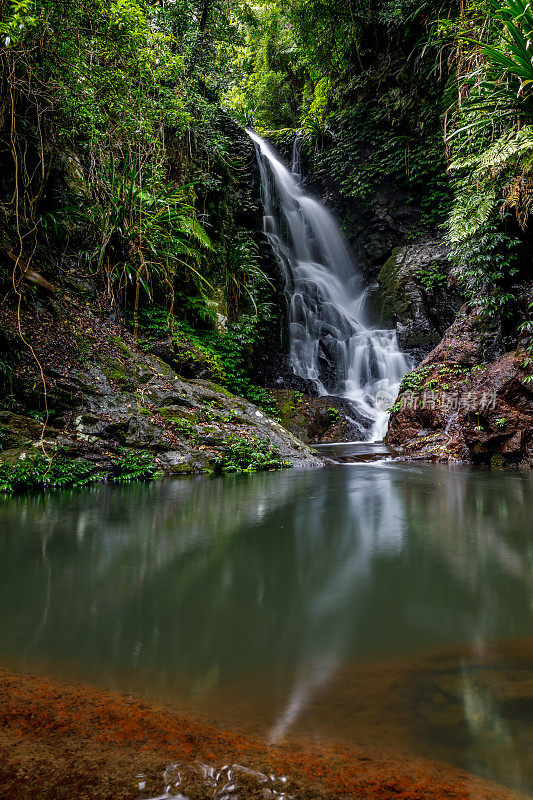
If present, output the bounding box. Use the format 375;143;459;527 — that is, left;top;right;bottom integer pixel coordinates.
249;130;412;441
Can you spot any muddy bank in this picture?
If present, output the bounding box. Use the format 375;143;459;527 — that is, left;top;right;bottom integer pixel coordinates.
0;668;529;800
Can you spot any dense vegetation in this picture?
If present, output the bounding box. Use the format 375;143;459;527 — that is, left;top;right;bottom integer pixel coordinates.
2;0;532;350
225;0;533;332
0;0;532;482
0;0;277;408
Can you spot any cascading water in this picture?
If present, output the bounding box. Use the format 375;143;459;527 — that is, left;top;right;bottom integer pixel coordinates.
248;130;412;441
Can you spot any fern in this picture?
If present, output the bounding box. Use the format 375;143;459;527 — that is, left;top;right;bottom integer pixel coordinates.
447;177;496;243
450;126;533;178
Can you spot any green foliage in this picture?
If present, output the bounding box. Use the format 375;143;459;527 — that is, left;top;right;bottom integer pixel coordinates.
80;162;212;301
416;263;448;291
447;128;533;243
1;0;37;46
223;234;273;320
518;301;533;382
398;365;432;394
0;453;101;493
441;0;533;285
214;435;291;473
315;103;451;232
327;407;340;423
224;2;304;129
448;0;533;141
0;448;157;493
2;0;260;327
390;362;482;412
449;220;520;317
131;301;277;411
110;447;159;482
173;309;276;411
446;177;497;245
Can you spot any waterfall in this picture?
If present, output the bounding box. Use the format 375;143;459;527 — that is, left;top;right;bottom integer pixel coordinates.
248;130;412;441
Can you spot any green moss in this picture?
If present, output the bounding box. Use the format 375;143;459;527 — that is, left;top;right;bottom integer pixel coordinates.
107;334;134;359
75;334;92;361
490;454;505;469
200;381;234;398
104;369;135;391
224;410;248;424
378;249;413;322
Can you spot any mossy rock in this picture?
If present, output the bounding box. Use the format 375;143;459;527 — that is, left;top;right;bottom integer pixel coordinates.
104;369;135;392
377;247;416;323
107;335;135;359
150;337;223;382
195;380;234;398
0;412;48;450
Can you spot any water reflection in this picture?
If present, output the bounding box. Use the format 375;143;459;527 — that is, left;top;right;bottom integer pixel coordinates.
0;464;532;793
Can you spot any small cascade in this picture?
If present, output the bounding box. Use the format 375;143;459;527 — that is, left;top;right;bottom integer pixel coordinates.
248;130;412;441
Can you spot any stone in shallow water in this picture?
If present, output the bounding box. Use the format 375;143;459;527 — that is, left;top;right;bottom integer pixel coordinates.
142;762;293;800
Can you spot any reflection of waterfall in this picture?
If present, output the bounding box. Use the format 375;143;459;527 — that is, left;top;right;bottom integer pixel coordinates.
269;464;406;742
249;130;412;441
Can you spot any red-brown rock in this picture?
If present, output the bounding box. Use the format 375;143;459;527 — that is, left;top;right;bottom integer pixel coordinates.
387;312;533;467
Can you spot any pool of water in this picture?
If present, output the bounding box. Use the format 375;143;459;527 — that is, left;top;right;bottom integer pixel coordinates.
1;460;532;794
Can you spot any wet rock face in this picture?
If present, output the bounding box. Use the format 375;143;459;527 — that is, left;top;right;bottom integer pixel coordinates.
0;301;323;475
300;170;422;277
354;181;423;270
378;238;462;361
270;390;374;443
386;310;533;467
255;351;319;396
0;412;48;451
149;338;222;382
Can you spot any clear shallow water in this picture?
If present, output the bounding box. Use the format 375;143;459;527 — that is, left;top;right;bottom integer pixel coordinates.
1;462;533;793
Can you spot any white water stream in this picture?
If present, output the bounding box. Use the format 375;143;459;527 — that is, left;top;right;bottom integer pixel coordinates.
249;130;412;440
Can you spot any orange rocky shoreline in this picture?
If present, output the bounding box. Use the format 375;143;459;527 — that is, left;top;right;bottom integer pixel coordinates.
0;669;529;800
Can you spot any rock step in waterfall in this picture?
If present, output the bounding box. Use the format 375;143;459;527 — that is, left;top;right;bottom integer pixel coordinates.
248;130;413;442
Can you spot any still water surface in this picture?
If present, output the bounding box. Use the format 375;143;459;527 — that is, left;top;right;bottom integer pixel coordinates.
0;461;532;793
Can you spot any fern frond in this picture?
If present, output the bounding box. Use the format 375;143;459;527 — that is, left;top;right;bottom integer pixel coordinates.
448;178;496;243
450;126;533;176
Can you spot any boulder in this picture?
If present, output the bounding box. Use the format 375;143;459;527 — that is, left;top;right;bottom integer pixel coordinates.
270;390;374;443
378;238;461;360
149;337;223;382
0;299;324;476
386;311;533;467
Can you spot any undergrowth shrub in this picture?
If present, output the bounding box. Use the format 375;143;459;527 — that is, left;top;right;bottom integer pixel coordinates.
134;304;277;413
214;436;291;474
0;448;158;494
449;220;520;318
